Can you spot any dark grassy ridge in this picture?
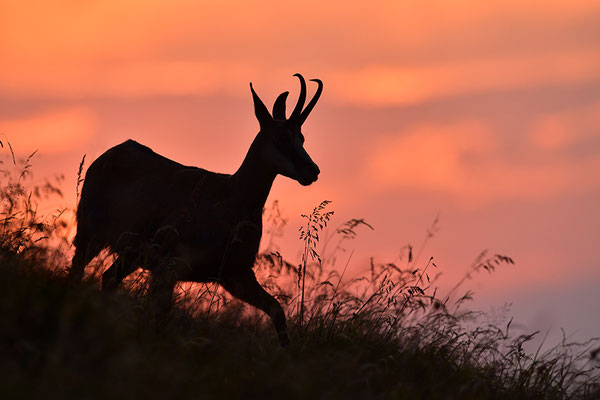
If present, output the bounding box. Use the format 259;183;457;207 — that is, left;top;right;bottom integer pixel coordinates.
1;254;599;400
0;153;598;399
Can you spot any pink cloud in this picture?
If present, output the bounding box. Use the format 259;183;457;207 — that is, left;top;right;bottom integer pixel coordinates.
365;117;600;205
529;100;600;150
1;107;96;155
330;50;600;106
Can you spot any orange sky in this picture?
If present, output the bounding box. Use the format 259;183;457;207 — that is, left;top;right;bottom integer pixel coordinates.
1;0;599;345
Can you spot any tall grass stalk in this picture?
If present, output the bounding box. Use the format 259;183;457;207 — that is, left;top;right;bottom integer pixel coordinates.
298;200;333;331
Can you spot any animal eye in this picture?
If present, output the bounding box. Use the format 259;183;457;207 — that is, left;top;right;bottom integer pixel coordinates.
277;129;293;142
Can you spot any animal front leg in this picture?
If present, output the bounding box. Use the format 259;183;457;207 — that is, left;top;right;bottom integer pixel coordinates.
69;240;102;282
221;271;289;346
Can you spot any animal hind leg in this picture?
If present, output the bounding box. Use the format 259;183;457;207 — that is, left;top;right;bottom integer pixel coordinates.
102;251;138;291
221;270;289;346
147;263;178;325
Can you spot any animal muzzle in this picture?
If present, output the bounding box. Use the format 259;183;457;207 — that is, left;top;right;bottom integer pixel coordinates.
297;162;320;186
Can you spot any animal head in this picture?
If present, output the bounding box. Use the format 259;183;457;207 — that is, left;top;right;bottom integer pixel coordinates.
250;73;322;186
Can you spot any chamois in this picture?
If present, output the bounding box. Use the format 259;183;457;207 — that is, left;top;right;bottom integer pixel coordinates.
69;74;323;346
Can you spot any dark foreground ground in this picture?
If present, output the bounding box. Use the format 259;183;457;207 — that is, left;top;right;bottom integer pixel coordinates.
1;251;598;400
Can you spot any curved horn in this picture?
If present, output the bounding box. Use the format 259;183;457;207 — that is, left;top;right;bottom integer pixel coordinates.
299;79;323;125
272;91;289;120
250;82;272;127
289;73;306;122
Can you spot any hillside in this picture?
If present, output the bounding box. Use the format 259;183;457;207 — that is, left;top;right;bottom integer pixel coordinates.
0;157;598;399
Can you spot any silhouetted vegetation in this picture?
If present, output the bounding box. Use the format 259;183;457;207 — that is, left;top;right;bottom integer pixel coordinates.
1;149;599;400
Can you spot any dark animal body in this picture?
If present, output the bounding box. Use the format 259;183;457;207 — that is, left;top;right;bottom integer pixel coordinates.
75;140;258;283
69;74;323;346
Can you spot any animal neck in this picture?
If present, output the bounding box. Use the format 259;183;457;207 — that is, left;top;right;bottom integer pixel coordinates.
232;135;277;216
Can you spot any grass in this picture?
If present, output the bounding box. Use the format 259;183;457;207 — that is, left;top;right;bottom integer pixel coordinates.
0;149;599;399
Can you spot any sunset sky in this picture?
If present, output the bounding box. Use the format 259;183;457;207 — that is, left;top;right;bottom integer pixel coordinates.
1;1;599;345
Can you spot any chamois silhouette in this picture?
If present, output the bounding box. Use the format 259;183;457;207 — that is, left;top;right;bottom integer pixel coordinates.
69;74;323;346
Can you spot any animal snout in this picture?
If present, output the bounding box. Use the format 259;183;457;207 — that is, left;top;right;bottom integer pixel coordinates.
298;162;320;186
311;163;320;179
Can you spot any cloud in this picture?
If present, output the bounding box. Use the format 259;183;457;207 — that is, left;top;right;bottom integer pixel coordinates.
329;50;600;106
0;107;96;155
365;117;600;205
366;121;494;192
1;1;598;105
3;49;597;109
0;61;258;99
529;100;600;150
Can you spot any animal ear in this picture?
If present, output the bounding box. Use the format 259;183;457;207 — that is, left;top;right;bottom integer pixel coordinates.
272;91;289;120
250;83;273;128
